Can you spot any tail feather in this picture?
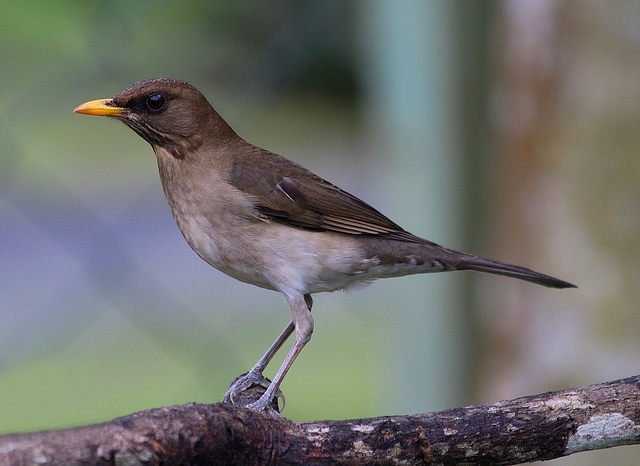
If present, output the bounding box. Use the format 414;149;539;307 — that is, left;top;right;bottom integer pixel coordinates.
363;235;576;289
458;255;576;289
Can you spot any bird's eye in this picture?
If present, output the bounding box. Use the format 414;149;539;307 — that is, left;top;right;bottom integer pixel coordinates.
146;93;166;111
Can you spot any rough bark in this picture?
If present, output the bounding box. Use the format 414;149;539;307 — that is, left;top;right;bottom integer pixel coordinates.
1;375;639;465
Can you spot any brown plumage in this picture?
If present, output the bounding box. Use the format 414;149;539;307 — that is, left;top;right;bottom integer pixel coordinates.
75;78;575;411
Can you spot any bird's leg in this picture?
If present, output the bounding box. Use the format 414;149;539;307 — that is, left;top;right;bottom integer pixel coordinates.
245;293;314;411
223;294;313;407
223;320;294;403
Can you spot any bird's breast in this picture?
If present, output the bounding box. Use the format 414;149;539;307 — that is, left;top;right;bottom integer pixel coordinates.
154;148;391;295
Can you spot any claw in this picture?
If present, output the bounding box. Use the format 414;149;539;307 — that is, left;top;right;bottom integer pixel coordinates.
223;371;283;411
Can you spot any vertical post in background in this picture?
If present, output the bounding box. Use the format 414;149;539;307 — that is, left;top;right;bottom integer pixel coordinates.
357;1;467;413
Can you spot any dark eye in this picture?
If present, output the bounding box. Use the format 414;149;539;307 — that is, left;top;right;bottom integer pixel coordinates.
146;93;166;111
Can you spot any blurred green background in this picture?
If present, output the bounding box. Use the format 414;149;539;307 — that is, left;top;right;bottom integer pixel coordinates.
2;2;640;464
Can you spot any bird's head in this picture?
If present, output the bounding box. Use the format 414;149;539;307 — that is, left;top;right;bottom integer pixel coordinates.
74;78;237;159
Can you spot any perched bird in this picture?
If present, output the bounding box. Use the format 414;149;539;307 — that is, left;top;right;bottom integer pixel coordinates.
74;78;575;411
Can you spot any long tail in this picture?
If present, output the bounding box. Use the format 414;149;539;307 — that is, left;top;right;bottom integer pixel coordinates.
364;234;576;288
458;255;576;289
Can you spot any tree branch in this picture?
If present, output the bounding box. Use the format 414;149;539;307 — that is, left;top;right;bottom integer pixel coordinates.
1;375;639;465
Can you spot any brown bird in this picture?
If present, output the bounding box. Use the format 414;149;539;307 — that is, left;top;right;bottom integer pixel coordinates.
74;78;575;411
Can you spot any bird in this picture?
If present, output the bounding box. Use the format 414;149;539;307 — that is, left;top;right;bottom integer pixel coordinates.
74;78;575;412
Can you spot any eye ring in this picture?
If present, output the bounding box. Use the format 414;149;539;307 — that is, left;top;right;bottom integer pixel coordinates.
146;93;167;111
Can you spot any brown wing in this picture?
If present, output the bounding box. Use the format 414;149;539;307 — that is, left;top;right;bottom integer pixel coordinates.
227;148;418;239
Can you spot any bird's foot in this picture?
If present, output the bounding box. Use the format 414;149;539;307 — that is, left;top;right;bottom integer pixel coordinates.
223;370;271;403
223;370;284;413
246;394;276;412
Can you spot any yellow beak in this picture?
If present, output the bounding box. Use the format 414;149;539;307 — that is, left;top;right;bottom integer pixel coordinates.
73;99;125;117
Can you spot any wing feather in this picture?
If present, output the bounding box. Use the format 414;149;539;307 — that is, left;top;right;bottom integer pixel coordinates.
227;148;410;238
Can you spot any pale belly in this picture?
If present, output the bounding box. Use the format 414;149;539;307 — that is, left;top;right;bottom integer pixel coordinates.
175;211;379;296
